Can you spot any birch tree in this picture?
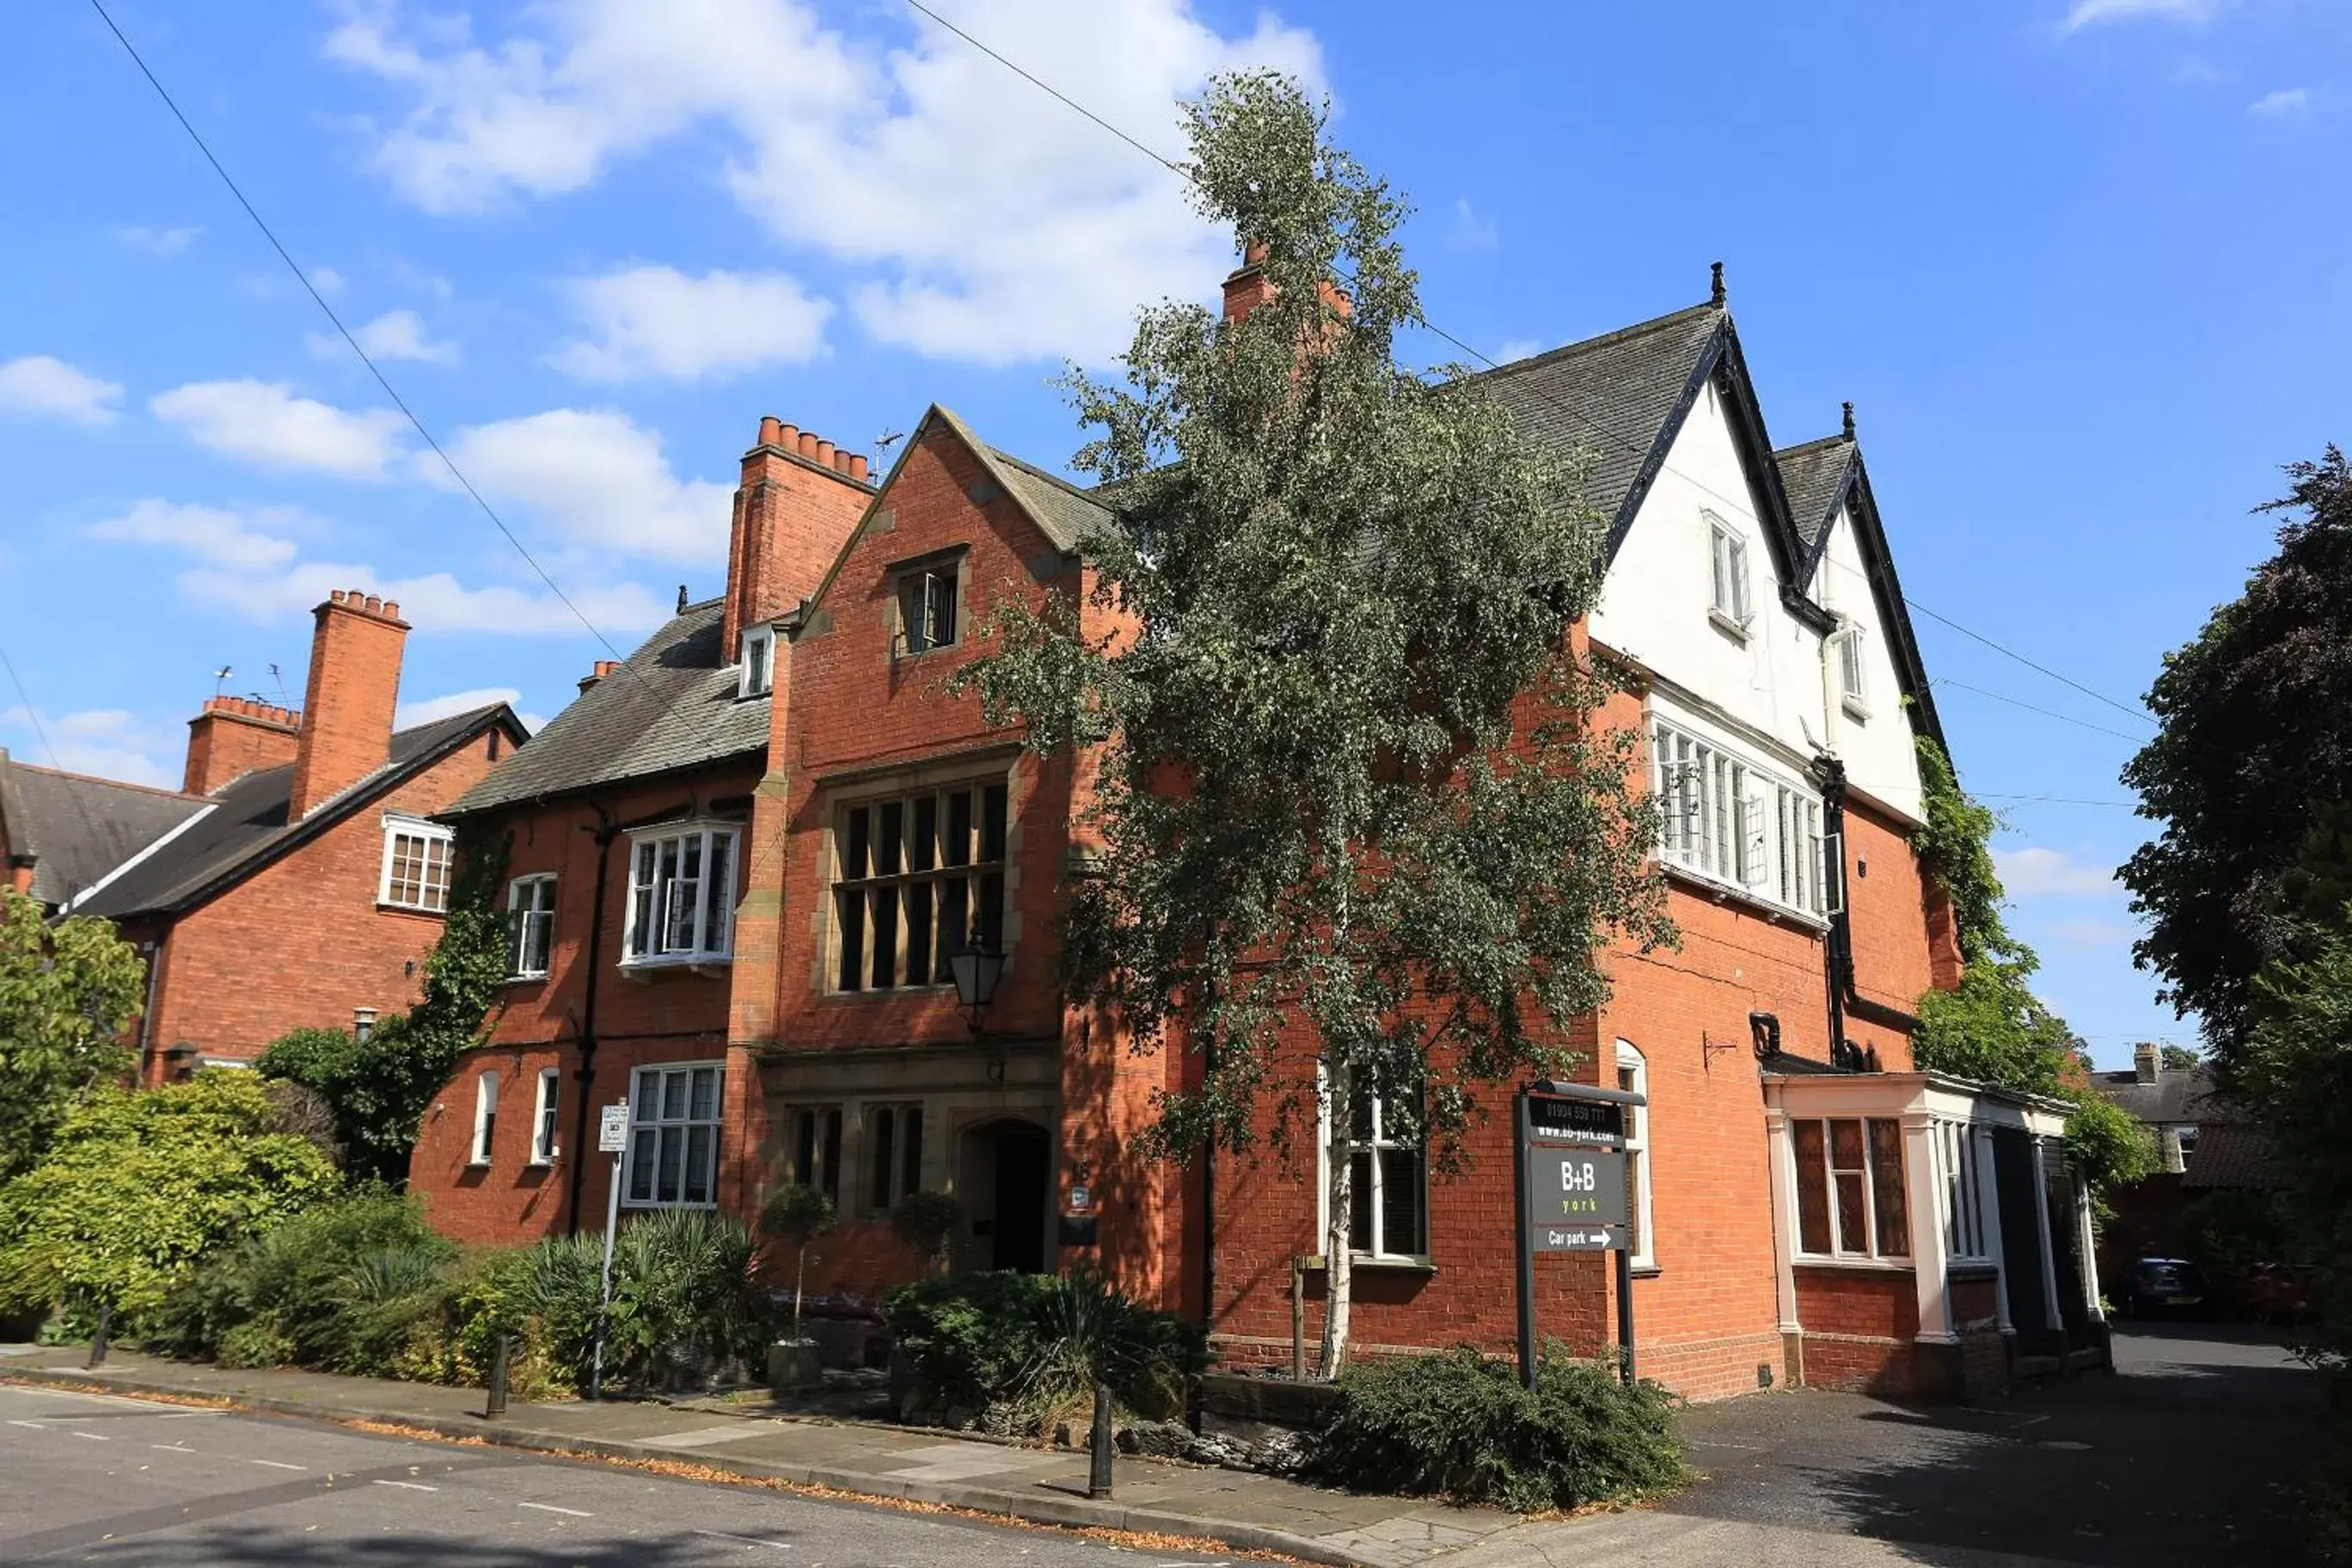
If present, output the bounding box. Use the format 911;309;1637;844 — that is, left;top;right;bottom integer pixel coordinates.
958;72;1673;1374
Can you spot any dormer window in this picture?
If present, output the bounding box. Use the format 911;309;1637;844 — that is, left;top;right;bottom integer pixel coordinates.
899;567;959;655
739;624;775;698
1706;512;1751;633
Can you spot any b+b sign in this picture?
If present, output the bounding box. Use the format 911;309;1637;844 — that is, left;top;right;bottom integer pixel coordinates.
1524;1093;1628;1252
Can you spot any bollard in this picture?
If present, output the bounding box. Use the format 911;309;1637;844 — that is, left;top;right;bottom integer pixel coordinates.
87;1302;112;1369
485;1333;511;1419
1087;1381;1114;1499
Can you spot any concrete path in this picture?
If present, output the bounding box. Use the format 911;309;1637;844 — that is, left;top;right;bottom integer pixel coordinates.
0;1344;1517;1567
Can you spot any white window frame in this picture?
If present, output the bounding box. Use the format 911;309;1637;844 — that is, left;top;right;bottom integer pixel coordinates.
507;873;557;979
1651;714;1828;920
469;1069;499;1167
379;817;454;913
1706;511;1752;631
739;623;776;698
623;1062;724;1209
621;824;741;968
530;1066;561;1165
1616;1041;1656;1269
1837;619;1869;719
1792;1116;1911;1261
1939;1120;1988;1262
897;566;959;656
1316;1074;1430;1263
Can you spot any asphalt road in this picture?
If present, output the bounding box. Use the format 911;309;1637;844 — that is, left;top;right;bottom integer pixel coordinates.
0;1384;1230;1566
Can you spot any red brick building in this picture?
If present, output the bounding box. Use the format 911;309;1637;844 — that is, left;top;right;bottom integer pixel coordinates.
411;271;2101;1402
69;591;525;1079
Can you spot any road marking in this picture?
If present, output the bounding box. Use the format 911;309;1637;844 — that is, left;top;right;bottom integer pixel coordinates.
68;1430;108;1442
251;1459;308;1471
692;1528;793;1549
373;1479;438;1492
152;1411;220;1419
518;1502;592;1517
6;1419;45;1430
150;1442;196;1453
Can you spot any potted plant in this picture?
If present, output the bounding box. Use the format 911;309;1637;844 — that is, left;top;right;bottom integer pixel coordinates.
890;1189;965;1279
761;1183;836;1391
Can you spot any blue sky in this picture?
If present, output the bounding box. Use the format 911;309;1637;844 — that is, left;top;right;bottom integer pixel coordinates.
4;0;2344;1067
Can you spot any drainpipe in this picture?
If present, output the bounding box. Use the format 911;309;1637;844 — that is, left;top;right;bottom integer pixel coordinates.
565;809;617;1235
1814;755;1852;1062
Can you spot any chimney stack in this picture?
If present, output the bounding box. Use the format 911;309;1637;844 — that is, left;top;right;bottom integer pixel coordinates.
722;416;876;658
578;658;623;695
287;590;410;820
2134;1041;2160;1085
1222;238;1275;326
183;695;302;795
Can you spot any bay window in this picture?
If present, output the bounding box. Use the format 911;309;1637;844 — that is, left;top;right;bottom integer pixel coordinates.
1792;1116;1909;1260
381;818;453;913
623;824;739;966
1652;717;1830;918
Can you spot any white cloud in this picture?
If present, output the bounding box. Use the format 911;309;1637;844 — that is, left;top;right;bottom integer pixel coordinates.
396;686;522;727
550;265;831;381
1494;338;1549;364
309;308;462;365
2249;87;2312;118
432;407;734;563
1449;198;1498;251
86;495;668;636
0;355;125;425
328;0;1324;365
312;265;350;298
113;224;200;256
89;499;300;573
151;379;408;478
0;706;176;789
2061;0;2223;32
1995;845;2119;897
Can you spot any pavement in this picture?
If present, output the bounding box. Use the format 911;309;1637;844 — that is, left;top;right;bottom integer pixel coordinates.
1447;1320;2321;1568
0;1344;1517;1567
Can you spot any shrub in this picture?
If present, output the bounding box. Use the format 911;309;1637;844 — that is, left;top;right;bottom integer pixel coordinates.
882;1270;1204;1429
1314;1343;1689;1512
762;1184;837;1337
891;1190;965;1277
503;1210;774;1395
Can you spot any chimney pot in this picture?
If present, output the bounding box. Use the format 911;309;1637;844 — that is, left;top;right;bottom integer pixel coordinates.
777;423;799;449
814;438;835;467
330;589;346;605
848;453;870;481
759;415;783;448
796;432;819;458
383;600;400;619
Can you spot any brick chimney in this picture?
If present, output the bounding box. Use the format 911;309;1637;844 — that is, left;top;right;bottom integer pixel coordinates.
1222;238;1276;325
721;417;876;658
578;658;622;695
183;696;302;795
287;590;410;820
2134;1041;2160;1085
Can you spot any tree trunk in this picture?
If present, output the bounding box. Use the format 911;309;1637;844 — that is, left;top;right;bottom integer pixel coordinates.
1320;1059;1355;1379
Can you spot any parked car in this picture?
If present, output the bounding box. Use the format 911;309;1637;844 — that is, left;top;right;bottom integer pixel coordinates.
2125;1257;2208;1317
2242;1262;2316;1325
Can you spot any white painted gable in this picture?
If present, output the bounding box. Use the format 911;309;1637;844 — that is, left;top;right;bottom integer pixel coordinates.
1587;380;1926;824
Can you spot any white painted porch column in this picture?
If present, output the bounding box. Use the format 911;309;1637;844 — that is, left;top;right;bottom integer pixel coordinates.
2028;1135;2065;1332
1763;1106;1803;1340
1972;1123;2012;1333
2073;1173;2106;1323
1903;1110;1953;1344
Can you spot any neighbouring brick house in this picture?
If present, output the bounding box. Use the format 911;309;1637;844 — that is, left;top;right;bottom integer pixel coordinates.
409;263;2099;1403
0;750;209;913
66;591;525;1080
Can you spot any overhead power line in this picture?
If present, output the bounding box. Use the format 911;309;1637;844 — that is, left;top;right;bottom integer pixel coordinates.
1929;679;2150;745
898;0;2155;735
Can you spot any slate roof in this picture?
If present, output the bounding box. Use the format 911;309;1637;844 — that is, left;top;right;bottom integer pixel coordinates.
447;599;766;817
74;704;519;919
1775;434;1854;553
0;751;210;908
1479;302;1724;533
2181;1123;2278;1191
2090;1064;2233;1126
989;447;1115;554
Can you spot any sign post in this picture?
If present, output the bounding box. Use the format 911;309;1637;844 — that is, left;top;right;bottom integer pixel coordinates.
1515;1081;1645;1388
588;1100;629;1400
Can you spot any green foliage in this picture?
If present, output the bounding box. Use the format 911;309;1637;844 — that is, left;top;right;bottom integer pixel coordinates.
951;70;1672;1373
2160;1043;2202;1071
1313;1343;1690;1511
1910;736;2008;962
889;1189;964;1273
257;827;511;1184
762;1184;836;1247
882;1270;1204;1427
2122;447;2352;1061
499;1210;771;1394
2059;1093;2159;1218
0;887;147;1181
0;1072;340;1316
2181;1188;2294;1294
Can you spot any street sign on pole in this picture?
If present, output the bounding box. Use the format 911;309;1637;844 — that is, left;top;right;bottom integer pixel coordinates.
1513;1081;1645;1388
589;1099;628;1400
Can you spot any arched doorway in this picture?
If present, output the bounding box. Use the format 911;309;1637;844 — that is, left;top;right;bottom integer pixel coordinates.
958;1118;1050;1273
